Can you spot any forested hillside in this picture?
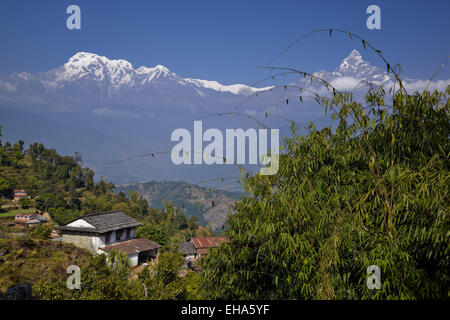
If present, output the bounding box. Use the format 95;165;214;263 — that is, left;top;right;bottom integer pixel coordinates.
0;126;210;242
116;181;242;231
199;81;450;299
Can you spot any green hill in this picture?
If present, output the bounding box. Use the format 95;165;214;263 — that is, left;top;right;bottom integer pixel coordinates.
115;181;243;231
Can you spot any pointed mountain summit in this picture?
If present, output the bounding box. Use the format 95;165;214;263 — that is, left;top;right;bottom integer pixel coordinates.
306;49;392;89
334;49;389;82
336;49;364;72
4;49;395;106
34;52;268;94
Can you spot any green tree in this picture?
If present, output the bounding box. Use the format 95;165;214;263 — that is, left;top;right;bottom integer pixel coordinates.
33;253;144;300
19;197;32;209
0;177;14;198
136;224;169;245
138;248;190;300
30;224;52;240
199;83;450;299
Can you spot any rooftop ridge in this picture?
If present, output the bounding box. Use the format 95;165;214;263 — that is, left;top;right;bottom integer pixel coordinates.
81;210;124;218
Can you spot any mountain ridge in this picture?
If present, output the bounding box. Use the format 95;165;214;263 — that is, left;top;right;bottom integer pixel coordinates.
1;49;448;184
31;51;273;95
115;180;243;231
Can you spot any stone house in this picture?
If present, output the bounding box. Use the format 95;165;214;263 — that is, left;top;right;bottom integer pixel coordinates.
190;236;228;258
178;241;198;261
57;210;160;266
13;189;30;201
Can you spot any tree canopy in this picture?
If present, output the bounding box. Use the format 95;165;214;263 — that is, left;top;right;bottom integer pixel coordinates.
199;85;450;299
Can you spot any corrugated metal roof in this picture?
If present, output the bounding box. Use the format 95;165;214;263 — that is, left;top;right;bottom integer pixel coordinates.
190;237;228;249
15;213;39;219
26;219;41;224
100;238;161;255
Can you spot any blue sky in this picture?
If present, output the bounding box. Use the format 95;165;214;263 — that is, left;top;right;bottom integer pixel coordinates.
0;0;449;85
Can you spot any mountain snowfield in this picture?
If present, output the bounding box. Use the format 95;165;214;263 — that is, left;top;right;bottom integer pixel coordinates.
1;49;448;109
0;49;448;185
33;51;273;96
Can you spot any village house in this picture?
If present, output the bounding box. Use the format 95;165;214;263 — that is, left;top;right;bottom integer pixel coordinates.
56;210;161;267
50;229;61;239
100;238;160;266
189;237;228;258
178;241;198;261
15;213;47;227
13;189;30;201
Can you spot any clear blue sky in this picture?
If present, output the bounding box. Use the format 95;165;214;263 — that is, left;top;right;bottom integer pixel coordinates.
0;0;449;84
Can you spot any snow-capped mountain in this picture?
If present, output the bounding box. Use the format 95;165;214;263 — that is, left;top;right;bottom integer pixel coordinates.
21;51;271;97
1;49;447;184
308;49;391;89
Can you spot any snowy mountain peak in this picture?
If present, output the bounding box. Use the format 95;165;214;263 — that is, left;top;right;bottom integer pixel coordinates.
67;52;132;69
336;50;365;73
58;52;135;84
54;53;265;93
349;49;362;59
154;65;170;73
10;52;271;95
136;64;171;74
332;49;389;84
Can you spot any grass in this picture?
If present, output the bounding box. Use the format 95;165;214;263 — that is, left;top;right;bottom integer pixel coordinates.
0;208;36;218
0;236;90;297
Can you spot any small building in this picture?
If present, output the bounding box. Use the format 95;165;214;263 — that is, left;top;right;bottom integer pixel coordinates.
50;229;60;239
15;213;45;225
25;219;41;228
178;241;198;261
190;237;228;258
99;238;161;266
13;190;30;201
56;210;161;267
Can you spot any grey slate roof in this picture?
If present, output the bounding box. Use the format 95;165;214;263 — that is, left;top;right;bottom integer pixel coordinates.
57;211;142;234
178;242;197;255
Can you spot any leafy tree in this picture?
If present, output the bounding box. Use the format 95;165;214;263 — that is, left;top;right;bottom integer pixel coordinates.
0;177;14;198
137;224;169;245
107;249;132;281
138;248;194;300
30;224;52;240
199;82;450;299
19;197;32;209
156;248;185;286
35;193;66;212
33;253;144;300
49;207;80;225
112;202;130;214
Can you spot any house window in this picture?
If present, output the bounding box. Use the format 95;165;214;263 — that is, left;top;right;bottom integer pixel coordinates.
116;229;123;241
126;228;130;239
105;232;110;244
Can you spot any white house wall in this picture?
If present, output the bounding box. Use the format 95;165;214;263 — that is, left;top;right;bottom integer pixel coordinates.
91;228;137;254
128;253;139;267
185;254;196;261
65;228;137;254
91;236;105;254
67;219;95;228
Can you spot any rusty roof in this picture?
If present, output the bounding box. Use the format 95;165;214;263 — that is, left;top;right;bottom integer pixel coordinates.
99;238;161;255
190;237;228;249
15;213;40;219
